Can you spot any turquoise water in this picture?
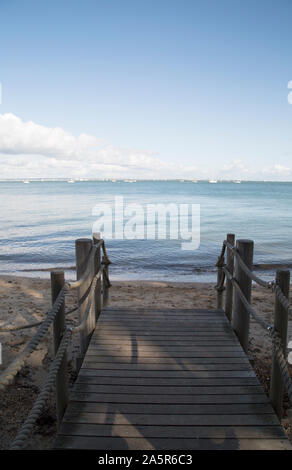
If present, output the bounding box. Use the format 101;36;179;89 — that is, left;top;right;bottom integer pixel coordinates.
0;180;291;282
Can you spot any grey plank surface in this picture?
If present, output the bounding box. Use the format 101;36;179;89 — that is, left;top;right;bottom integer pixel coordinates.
56;308;292;450
79;363;252;371
54;436;291;450
61;394;270;405
58;423;286;439
63;403;274;415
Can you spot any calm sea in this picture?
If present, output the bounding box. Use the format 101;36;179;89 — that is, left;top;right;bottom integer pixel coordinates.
0;180;291;282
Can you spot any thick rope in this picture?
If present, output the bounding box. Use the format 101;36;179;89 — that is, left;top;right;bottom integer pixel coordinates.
101;239;111;265
10;329;71;450
223;265;292;404
0;285;68;389
0;321;43;332
215;268;226;292
223;240;273;289
215;242;226;293
0;306;78;332
216;241;226;268
70;268;102;334
274;347;292;405
223;266;272;331
219;240;292;318
67;245;97;290
272;283;292;321
102;264;112;288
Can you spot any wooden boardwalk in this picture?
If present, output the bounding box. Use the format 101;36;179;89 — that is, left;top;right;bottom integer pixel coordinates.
55;308;291;450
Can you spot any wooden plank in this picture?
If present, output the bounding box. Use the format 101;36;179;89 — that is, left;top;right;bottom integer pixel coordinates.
79;364;252;373
97;323;231;329
102;310;225;314
87;345;242;353
59;412;280;426
69;385;265;399
74;379;260;390
100;320;229;324
77;370;256;380
83;351;246;358
63;403;274;416
101;320;231;324
54;435;291;450
64;394;270;405
91;339;238;345
98;316;228;320
72;381;261;395
95;329;235;335
82;356;248;370
100;309;227;316
93;333;237;339
97;320;231;326
58;423;286;439
102;308;223;312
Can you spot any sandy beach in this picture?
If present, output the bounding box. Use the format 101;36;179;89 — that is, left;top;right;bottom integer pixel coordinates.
0;275;291;449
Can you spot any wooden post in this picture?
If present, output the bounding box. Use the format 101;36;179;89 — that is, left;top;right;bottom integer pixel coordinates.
270;269;290;419
93;232;102;319
232;239;254;353
102;254;109;307
225;233;235;322
51;270;68;429
216;266;224;310
75;238;94;362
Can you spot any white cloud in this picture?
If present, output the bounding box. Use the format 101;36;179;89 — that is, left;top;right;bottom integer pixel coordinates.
263;164;291;175
221;160;249;173
0;113;102;158
0;113;175;178
0;113;291;180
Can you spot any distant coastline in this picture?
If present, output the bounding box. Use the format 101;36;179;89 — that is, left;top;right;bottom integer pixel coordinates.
1;178;292;183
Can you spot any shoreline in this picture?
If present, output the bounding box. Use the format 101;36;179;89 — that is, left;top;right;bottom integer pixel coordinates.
0;266;285;285
0;274;291;449
0;274;214;287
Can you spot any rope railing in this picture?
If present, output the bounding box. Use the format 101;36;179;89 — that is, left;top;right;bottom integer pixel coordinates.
223;240;274;289
0;285;68;390
215;234;292;418
272;283;292;321
10;329;72;450
70;268;102;335
67;244;98;290
222;266;273;332
0;236;111;449
220;238;292;319
0;306;79;332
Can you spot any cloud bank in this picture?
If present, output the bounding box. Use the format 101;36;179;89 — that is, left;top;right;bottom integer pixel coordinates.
0;113;290;180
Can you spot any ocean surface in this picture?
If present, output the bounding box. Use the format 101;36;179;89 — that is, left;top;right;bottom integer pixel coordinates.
0;180;291;282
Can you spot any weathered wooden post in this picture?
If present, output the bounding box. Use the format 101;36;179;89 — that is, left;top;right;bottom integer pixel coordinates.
269;269;290;419
93;232;102;319
216;263;224;310
51;270;68;429
232;239;254;353
75;238;94;363
216;242;226;310
225;233;235;321
102;253;110;307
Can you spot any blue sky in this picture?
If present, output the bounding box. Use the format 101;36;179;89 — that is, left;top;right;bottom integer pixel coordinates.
0;0;292;179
